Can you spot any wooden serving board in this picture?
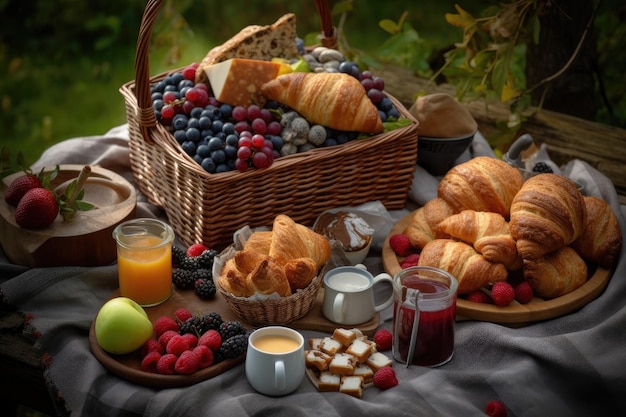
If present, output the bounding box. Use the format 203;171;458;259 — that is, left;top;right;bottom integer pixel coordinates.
381;210;613;326
0;165;136;267
89;285;379;388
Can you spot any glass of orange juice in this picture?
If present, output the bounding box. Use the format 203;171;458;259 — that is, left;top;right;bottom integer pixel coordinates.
112;218;174;307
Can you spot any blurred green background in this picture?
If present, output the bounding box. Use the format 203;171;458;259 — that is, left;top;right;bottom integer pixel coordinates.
1;0;625;172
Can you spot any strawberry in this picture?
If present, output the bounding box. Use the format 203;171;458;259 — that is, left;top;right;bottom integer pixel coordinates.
372;366;398;390
465;290;492;304
514;281;534;304
373;329;393;351
389;234;412;257
400;253;420;269
485;400;508;417
186;243;209;257
4;174;42;206
490;281;515;306
14;187;59;229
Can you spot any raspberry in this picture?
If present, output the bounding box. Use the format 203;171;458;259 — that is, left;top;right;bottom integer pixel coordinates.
485;400;508;417
198;329;222;352
491;282;515;306
175;350;200;375
158;330;179;349
174;307;193;323
400;253;420;269
154;316;179;337
166;335;190;356
141;351;161;373
186;243;209;257
156;353;178;375
372;366;398;390
465;290;492;304
181;332;198;349
141;338;164;357
389;234;412;257
514;281;534;304
373;329;392;351
193;345;215;369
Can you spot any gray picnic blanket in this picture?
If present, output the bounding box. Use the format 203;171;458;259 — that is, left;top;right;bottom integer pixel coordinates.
1;125;625;416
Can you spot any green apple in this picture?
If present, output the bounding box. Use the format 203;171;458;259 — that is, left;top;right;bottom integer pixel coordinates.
94;297;153;355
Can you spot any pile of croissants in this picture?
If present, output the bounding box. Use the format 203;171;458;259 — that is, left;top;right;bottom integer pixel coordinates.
404;156;623;299
217;214;331;298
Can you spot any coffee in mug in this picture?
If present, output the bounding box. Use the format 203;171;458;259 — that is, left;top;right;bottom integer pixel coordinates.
245;326;305;396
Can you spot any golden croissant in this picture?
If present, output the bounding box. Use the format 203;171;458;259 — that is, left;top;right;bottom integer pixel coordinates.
418;239;508;294
571;196;622;269
522;246;587;298
438;210;521;270
403;197;453;250
510;173;587;260
261;72;384;133
437;156;524;219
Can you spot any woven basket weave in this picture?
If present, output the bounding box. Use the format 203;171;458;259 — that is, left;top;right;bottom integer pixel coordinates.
120;0;419;250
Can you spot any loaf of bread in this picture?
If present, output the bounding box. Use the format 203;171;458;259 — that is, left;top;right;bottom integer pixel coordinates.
510;173;587;260
437;156;524;218
438;210;521;270
523;246;588;298
195;13;299;84
417;239;508;294
571;196;623;269
261;72;384;133
403;197;453;250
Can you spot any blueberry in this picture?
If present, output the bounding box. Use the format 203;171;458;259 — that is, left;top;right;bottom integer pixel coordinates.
378;97;393;112
181;141;196;156
174;129;187;143
224;145;237;160
170;72;184;86
178;79;194;90
172;114;188;130
207;137;223;152
212;120;224;133
323;138;338;147
211;150;226;164
222;122;235;135
387;107;400;120
187;117;200;129
190;107;204;119
201;158;216;173
196;144;210;159
199;116;212;130
220;104;233;119
185;127;201;142
378;110;387;122
225;133;239;147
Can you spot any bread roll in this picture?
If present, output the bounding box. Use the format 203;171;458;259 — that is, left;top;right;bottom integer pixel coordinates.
510;173;587;260
571;196;622;269
523;246;587;298
437;156;524;218
261;72;383;133
438;210;521;270
417;239;508;294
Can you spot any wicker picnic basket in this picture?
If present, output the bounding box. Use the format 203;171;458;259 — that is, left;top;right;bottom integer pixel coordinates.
120;0;419;250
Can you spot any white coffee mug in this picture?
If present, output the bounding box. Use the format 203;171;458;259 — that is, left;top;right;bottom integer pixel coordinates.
245;326;305;396
322;265;394;325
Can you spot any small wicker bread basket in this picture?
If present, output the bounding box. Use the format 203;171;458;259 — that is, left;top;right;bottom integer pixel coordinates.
120;0;419;251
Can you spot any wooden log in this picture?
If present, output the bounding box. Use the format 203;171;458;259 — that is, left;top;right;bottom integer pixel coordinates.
375;65;626;204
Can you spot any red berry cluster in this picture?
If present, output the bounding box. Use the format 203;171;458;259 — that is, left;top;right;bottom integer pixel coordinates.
140;308;223;375
465;281;534;306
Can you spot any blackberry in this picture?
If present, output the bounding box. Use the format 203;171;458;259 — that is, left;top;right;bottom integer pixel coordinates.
196;249;218;269
194;278;216;299
532;161;554;173
219;321;247;340
179;256;201;271
172;268;196;290
179;316;205;336
216;334;248;359
201;312;224;332
172;246;186;267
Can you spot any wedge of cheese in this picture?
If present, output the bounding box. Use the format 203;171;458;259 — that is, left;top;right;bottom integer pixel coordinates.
204;58;283;107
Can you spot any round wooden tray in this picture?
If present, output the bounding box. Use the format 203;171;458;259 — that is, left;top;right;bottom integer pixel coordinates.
381;210;613;325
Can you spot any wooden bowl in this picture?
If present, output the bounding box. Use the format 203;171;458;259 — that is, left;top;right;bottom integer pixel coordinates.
0;165;136;267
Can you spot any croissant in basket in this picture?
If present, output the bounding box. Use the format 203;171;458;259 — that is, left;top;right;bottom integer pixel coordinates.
218;214;331;297
261;72;384;134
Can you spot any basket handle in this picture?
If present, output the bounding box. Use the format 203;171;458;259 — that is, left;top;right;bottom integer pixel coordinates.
133;0;337;143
